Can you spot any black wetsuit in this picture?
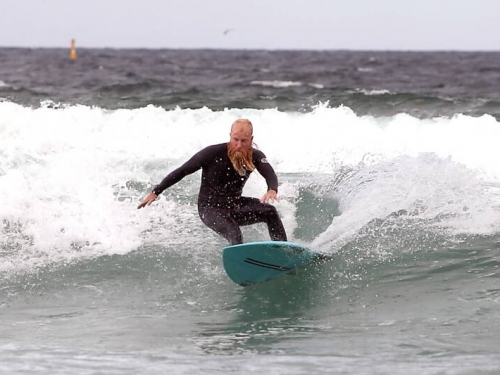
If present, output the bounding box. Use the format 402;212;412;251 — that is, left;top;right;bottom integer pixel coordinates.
152;143;287;245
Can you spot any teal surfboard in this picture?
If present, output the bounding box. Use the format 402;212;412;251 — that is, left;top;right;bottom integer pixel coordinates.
222;241;328;287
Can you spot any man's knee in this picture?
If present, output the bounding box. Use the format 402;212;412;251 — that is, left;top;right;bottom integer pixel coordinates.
262;203;279;218
199;208;242;245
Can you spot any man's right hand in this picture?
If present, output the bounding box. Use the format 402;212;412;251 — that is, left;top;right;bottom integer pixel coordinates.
260;189;278;204
137;193;158;209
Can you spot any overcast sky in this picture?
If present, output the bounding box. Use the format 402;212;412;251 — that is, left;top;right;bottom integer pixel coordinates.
1;0;499;51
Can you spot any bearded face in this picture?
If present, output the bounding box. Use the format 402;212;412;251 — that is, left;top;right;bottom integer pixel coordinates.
227;142;255;176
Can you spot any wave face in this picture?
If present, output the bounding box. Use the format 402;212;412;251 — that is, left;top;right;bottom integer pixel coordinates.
1;48;500;374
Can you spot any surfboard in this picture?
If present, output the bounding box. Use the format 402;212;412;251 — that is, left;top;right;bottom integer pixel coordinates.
222;241;328;287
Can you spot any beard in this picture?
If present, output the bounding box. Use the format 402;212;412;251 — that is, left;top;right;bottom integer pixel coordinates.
227;143;255;177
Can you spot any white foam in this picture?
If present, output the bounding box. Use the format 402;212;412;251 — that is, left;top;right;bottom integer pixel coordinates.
250;80;302;88
1;101;500;271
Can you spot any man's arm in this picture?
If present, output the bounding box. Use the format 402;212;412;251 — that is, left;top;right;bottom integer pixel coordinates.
137;150;206;209
254;151;279;203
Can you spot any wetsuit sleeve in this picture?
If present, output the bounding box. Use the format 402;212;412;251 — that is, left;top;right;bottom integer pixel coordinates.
152;149;206;195
254;150;279;193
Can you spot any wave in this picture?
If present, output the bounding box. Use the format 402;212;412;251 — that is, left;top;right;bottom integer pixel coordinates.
2;82;499;120
3;220;499;316
1;101;500;280
250;80;324;89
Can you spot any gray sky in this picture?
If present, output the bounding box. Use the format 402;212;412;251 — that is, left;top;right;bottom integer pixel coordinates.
1;0;499;50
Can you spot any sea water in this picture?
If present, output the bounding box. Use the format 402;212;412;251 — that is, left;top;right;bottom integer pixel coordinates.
1;49;500;374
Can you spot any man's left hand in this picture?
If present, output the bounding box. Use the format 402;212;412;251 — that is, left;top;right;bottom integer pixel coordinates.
261;189;279;203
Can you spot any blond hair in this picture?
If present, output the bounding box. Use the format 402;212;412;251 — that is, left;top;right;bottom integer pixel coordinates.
231;119;253;135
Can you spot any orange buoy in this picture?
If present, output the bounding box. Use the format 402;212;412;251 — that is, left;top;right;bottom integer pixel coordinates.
70;39;77;60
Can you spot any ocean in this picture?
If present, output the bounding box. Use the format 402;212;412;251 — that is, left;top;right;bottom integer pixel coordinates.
1;48;500;374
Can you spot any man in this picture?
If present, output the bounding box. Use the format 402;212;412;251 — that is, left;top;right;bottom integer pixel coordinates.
137;119;288;246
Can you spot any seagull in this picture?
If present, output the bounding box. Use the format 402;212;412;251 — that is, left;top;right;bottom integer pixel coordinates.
223;28;235;36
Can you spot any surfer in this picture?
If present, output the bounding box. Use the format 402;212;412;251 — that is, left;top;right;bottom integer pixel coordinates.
137;119;288;245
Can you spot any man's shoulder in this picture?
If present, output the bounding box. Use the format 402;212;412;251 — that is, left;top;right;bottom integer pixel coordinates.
199;143;227;155
253;148;267;161
253;148;265;156
194;143;228;163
